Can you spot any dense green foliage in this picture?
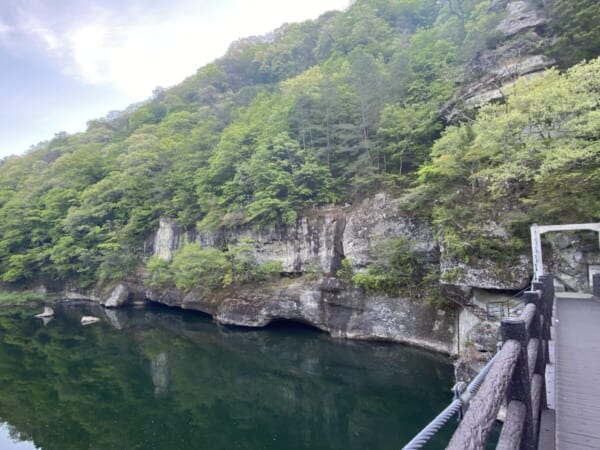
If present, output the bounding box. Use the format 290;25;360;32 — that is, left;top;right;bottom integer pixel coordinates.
147;239;282;293
547;0;600;66
0;0;598;291
0;290;46;305
347;237;445;304
417;58;600;262
351;237;424;293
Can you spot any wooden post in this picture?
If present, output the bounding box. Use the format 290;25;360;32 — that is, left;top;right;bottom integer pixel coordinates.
501;317;535;450
532;280;548;340
533;277;549;359
523;290;547;413
446;341;521;450
523;292;541;339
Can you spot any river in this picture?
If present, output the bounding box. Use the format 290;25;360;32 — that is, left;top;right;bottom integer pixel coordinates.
0;301;457;449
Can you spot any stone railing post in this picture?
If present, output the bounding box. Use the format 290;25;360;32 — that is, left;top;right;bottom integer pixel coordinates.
523;290;547;411
501;317;535;450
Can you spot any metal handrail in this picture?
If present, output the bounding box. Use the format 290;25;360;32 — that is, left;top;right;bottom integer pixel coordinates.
402;350;500;449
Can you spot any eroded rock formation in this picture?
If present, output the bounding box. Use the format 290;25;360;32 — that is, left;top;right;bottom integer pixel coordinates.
135;193;536;355
446;0;555;119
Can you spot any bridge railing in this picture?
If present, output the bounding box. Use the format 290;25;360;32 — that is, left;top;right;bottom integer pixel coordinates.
403;274;554;450
485;299;523;320
447;274;554;450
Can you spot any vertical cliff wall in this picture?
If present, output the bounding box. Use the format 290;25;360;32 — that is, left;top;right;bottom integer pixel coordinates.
142;193;460;354
149;193;436;276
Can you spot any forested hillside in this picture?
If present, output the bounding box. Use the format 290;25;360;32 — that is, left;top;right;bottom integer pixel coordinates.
0;0;599;292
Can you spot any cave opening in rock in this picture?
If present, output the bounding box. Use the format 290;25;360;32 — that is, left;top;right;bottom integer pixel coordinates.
145;299;214;320
264;318;325;334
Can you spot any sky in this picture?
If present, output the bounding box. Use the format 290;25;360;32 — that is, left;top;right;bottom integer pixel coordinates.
0;0;349;158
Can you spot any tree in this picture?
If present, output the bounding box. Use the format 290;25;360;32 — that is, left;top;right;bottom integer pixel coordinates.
548;0;600;67
418;58;600;261
171;245;228;292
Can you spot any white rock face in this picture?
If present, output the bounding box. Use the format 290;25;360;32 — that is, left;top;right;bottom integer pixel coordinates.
343;193;434;270
238;211;344;273
445;0;554;120
490;54;554;78
166;194;434;275
152;194;529;290
496;1;546;37
441;257;531;290
465;59;552;108
143;194;542;352
104;283;129;308
208;279;458;355
153;217;183;261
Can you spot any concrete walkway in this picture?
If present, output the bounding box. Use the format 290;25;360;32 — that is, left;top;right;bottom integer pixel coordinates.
555;293;600;449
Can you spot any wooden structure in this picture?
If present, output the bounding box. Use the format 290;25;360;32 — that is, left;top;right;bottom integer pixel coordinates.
446;274;554;450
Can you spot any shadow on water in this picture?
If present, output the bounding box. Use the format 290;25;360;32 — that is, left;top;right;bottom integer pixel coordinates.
0;301;459;450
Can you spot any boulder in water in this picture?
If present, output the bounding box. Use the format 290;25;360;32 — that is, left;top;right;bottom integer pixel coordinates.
81;316;100;325
34;306;54;318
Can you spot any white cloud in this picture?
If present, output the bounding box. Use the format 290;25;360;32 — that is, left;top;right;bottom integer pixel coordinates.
0;18;15;47
10;0;349;99
0;20;12;37
17;8;63;51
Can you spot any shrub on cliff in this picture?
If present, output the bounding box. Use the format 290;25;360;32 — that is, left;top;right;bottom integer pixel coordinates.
146;240;282;293
352;237;425;294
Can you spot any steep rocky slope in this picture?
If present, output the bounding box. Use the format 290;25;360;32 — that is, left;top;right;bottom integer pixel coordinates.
446;0;555;118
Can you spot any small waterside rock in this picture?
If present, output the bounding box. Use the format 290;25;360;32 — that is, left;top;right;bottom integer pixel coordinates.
104;284;129;308
81;316;101;325
34;306;54;318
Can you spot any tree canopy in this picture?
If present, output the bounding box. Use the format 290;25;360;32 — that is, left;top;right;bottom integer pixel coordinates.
0;0;598;289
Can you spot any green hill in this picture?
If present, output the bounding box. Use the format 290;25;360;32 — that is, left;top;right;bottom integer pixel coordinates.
0;0;599;293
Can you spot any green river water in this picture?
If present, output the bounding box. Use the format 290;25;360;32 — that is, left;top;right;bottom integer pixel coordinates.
0;302;458;450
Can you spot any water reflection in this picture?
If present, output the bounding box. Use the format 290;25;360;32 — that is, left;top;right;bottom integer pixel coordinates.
0;303;455;450
0;423;39;449
150;352;169;396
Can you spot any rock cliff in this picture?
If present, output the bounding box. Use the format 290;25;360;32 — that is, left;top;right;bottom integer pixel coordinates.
142;277;457;355
69;0;569;357
134;192;535;355
87;189;600;359
446;0;555;119
544;231;600;293
148;193;436;276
